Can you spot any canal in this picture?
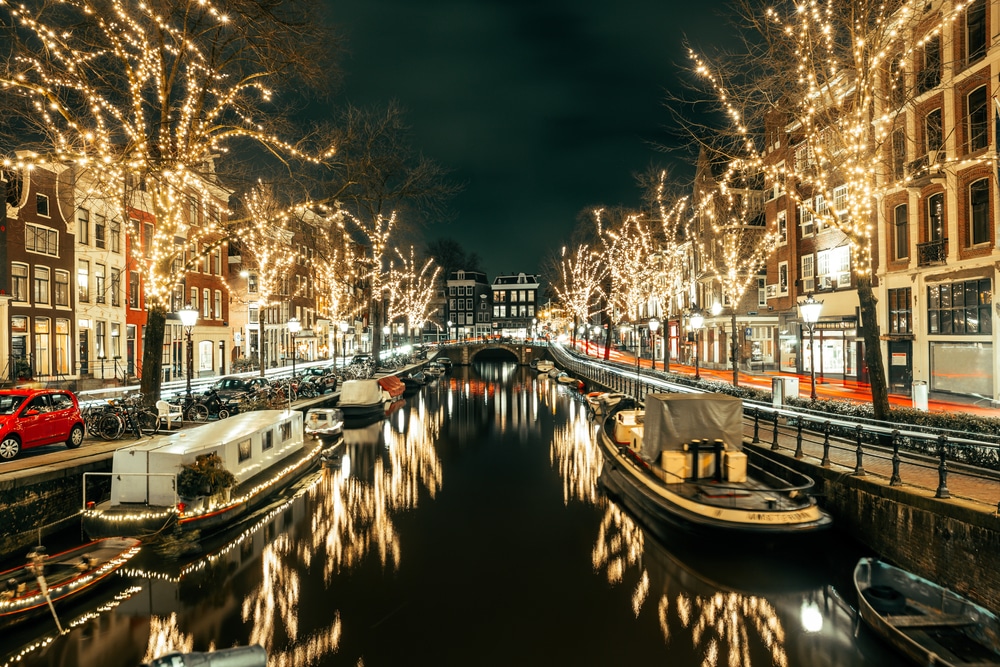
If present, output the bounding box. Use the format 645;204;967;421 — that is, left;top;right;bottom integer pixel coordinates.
2;362;907;667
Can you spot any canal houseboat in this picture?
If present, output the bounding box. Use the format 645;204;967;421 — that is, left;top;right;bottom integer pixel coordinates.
305;408;344;439
337;379;392;423
82;410;325;540
597;393;831;538
854;557;1000;667
0;537;140;627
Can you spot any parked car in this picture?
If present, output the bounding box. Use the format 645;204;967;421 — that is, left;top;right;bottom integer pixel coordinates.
210;376;259;400
0;388;86;460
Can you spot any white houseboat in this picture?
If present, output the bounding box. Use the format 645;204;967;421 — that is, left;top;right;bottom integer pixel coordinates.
82;410;327;540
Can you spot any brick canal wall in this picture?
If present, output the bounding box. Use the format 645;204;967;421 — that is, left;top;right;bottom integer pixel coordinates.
0;455;112;557
747;443;1000;612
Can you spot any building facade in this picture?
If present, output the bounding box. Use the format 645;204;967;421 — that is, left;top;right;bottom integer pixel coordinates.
491;272;540;339
445;270;490;340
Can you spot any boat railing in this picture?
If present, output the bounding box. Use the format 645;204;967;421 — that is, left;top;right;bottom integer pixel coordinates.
552;343;1000;510
82;471;179;511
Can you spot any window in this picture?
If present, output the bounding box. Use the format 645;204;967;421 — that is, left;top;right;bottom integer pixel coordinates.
77;260;89;303
817;246;852;289
795;143;815;172
249;306;259;323
110;322;120;358
77;209;89;245
33;266;50;304
969;178;990;246
54;320;70;374
758;277;766;307
833;185;848;222
202;288;210;318
142;223;153;254
280;421;292;441
894;204;909;260
36;193;49;217
928;278;991;334
925;109;942;155
54;269;69;307
888;288;912;334
967;0;987;63
263;430;273;451
889;56;904;108
801;255;815;292
94;214;106;249
918;36;941;93
449;286;456;296
967;85;988;153
95;263;106;304
110;219;121;253
190;287;198;311
34;318;49;375
11;263;27;302
775;210;787;245
891;129;906;181
129;271;140;308
214;290;222;319
927;193;945;242
25;223;59;257
799;204;814;237
778;262;789;295
248;273;258;293
95;320;106;359
814;195;829;231
110;268;120;307
198;340;213;371
238;439;252;463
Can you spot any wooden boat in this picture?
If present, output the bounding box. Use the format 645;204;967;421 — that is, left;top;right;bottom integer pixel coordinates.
401;372;427;394
535;360;555;373
854;557;1000;666
378;375;405;399
0;537;141;626
305;407;344;439
424;362;446;377
586;391;628;415
337;379;391;421
597;393;831;538
555;372;583;390
83;410;324;540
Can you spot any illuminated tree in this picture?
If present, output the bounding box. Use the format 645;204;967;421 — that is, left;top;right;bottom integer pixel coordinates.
0;0;335;400
688;0;975;417
551;243;607;351
646;174;690;372
387;246;441;343
694;163;778;386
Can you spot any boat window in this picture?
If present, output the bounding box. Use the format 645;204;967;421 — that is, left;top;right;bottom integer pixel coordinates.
262;430;273;451
280;422;291;442
238;438;251;463
0;395;27;415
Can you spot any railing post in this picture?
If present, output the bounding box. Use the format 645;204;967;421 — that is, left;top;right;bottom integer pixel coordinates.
752;407;760;443
935;435;951;499
821;420;831;467
890;429;902;486
794;418;804;459
853;424;866;476
771;411;780;450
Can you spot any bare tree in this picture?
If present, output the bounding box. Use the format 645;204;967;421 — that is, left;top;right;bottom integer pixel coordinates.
551;244;607;352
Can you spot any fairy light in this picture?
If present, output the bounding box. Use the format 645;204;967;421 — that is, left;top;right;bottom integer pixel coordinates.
384;246;441;336
552;244;607;335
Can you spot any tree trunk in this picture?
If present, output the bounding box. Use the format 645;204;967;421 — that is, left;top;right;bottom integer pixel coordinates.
139;305;166;406
663;316;670;373
370;299;382;364
857;275;890;420
603;324;611;361
731;310;740;387
571;315;577;350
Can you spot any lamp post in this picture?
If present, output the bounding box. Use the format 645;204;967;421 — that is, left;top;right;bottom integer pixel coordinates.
648;317;660;371
288;317;301;378
339;321;348;367
798;295;824;401
690;309;704;381
179;306;198;398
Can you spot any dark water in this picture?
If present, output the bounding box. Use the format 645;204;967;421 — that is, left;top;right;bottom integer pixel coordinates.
1;362;908;667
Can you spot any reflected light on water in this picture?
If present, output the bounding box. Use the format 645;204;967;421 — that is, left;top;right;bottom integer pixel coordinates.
142;613;198;663
550;399;602;505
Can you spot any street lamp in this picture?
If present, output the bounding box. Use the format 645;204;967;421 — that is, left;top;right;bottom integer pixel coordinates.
288;317;301;378
798;295;824;401
339;321;348;367
178;305;198;398
648;317;660;370
447;320;453;343
690;309;705;381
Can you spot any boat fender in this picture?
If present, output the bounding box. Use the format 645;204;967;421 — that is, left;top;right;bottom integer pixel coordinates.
862;585;906;614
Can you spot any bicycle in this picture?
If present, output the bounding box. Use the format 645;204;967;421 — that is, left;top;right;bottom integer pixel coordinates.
97;395;160;440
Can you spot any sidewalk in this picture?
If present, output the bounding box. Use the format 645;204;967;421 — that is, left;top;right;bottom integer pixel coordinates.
572;341;1000;419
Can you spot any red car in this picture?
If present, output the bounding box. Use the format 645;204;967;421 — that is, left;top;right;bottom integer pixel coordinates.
0;388;86;460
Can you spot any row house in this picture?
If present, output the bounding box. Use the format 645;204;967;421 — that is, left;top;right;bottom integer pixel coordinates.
445;270;491;340
876;0;1000;402
491;272;541;338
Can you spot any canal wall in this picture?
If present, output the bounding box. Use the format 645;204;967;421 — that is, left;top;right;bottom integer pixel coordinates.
746;442;1000;612
0;454;112;557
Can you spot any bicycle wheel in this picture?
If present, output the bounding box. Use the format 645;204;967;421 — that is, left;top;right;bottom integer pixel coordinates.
98;413;124;440
187;403;209;422
137;409;160;436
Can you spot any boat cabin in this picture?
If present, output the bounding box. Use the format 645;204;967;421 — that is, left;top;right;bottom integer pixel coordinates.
108;410;304;506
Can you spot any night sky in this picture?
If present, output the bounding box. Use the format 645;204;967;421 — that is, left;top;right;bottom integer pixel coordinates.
329;1;723;278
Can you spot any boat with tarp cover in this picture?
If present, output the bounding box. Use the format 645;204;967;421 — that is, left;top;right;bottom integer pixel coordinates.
597;393;831;538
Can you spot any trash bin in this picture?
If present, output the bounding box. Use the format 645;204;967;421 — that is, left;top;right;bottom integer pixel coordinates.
912;380;928;411
772;376;800;407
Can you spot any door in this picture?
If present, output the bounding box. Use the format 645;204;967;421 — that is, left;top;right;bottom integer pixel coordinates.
888;340;913;395
18;395;51;448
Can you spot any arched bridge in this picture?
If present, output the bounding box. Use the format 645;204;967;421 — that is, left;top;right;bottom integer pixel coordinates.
433;341;551;366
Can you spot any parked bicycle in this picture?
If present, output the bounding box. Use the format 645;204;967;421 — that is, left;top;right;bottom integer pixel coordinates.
186;388;241;422
96;395;160;440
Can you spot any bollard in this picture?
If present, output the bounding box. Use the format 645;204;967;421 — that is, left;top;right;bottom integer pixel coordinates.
821;421;831;467
853;424;866;476
752;408;760;444
713;439;724;482
771;411;780;451
690;439;701;481
890;430;902;486
936;435;950;499
794;419;804;459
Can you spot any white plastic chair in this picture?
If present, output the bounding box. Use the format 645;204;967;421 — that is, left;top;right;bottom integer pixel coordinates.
156;400;183;430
